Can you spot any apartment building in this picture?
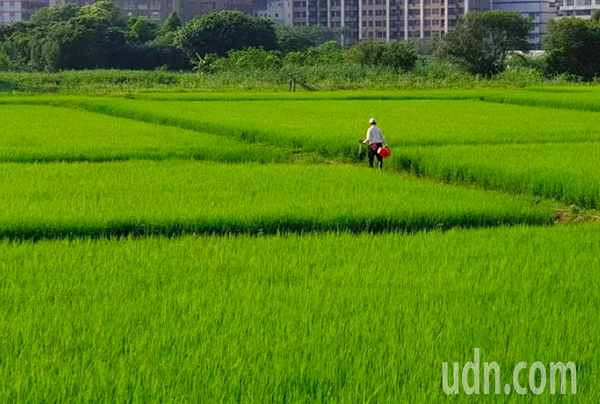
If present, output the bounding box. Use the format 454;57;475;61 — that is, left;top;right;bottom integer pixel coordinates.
282;0;491;43
254;0;284;24
557;0;600;18
1;0;46;23
493;0;555;49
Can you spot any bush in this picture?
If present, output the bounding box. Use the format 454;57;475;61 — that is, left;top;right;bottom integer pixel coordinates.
544;15;600;81
211;48;282;72
175;11;277;59
112;44;189;70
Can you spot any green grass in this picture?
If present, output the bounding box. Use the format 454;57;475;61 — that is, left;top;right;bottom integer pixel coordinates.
0;104;287;163
129;89;490;102
0;69;559;94
0;225;597;403
0;161;552;239
27;98;600;158
394;142;600;208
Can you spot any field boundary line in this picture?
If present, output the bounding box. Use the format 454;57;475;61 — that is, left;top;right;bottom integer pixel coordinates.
0;216;553;242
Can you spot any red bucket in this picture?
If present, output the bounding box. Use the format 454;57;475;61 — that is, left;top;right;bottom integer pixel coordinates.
377;146;391;158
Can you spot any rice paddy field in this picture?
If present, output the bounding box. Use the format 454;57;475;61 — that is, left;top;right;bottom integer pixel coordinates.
1;86;599;403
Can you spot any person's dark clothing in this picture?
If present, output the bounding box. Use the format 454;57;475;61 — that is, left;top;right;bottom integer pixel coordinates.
368;142;383;169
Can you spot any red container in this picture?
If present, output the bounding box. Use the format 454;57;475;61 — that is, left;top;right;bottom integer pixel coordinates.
378;147;391;158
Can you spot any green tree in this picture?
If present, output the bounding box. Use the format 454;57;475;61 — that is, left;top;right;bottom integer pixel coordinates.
175;11;277;58
276;25;316;54
544;15;600;80
44;14;127;70
159;11;182;36
79;1;127;29
29;3;79;26
439;11;533;76
129;17;159;43
347;40;386;65
383;41;417;73
276;25;339;54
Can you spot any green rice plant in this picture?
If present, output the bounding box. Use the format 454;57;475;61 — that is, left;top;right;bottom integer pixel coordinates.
0;225;598;403
0;161;552;239
394;142;600;208
33;98;600;158
0;104;287;163
525;85;600;93
482;91;600;112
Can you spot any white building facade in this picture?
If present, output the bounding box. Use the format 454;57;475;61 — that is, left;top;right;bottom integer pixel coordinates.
557;0;600;18
282;0;491;44
255;0;284;23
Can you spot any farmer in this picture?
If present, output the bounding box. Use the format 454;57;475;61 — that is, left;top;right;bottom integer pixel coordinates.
359;118;388;170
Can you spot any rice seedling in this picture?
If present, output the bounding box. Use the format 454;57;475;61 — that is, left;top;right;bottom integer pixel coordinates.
0;161;552;239
35;98;600;158
0;104;287;163
0;225;597;403
481;91;600;112
394;142;600;208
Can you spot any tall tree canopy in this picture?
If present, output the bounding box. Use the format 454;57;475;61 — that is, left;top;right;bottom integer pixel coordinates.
175;11;277;58
439;11;533;76
544;12;600;80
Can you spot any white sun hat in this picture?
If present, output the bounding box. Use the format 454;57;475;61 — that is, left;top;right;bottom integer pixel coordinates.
369;118;376;124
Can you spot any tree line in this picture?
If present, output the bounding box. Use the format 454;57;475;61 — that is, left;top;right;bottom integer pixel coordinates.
0;3;598;81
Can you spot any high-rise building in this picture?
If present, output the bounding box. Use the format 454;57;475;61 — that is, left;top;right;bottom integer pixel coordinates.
493;0;555;49
254;0;284;24
556;0;600;18
1;0;46;24
281;0;491;44
117;0;175;23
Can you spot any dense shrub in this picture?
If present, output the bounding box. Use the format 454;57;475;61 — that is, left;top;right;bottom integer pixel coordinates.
544;13;600;81
175;11;277;58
